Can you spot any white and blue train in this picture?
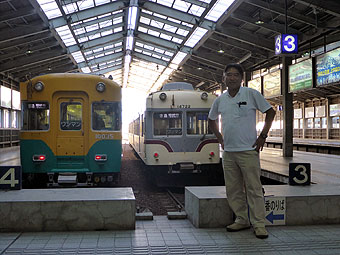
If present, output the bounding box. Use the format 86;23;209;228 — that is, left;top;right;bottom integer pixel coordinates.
128;82;221;186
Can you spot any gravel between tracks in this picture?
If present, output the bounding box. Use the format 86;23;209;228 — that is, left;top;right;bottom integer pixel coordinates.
118;144;183;215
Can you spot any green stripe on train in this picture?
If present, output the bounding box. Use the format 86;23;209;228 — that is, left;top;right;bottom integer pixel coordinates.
20;140;121;173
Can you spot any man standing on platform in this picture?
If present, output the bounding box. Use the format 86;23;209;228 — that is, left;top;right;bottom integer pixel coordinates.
208;63;276;239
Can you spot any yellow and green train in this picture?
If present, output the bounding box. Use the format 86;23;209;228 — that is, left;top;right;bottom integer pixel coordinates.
20;73;122;187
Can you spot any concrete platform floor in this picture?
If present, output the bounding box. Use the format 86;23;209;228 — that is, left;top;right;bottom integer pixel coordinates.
1;216;340;254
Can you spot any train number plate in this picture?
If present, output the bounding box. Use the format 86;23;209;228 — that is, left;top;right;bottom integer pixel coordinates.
0;166;22;190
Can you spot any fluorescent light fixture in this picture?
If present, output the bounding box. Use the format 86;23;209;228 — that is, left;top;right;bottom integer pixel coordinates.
128;6;138;30
125;35;134;51
184;27;208;48
171;52;187;65
205;0;235;22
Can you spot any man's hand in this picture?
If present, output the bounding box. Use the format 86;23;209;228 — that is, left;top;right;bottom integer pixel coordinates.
253;136;266;152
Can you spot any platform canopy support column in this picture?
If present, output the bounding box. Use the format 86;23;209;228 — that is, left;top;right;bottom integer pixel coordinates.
282;56;293;157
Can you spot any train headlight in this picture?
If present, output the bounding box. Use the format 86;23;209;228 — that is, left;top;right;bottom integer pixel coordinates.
201;92;208;100
96;82;106;92
33;154;46;162
34;82;44;92
159;92;167;100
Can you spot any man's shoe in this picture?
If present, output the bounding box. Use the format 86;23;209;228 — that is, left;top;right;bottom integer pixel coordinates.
226;222;250;232
254;227;268;239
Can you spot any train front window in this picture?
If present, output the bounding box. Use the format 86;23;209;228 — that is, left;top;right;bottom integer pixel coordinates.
187;112;212;135
22;102;49;131
92;102;121;131
60;102;82;130
153;112;182;136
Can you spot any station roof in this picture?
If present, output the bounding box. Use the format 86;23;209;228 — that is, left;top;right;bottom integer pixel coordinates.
1;0;340;102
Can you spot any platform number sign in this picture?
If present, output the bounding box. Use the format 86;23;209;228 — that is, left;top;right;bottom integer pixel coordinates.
0;166;21;190
275;34;298;55
289;163;311;185
264;196;286;226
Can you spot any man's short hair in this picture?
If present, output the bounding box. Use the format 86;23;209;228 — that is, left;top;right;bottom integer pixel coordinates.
224;63;244;76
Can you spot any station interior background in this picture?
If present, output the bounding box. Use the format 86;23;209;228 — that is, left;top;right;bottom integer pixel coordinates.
1;0;340;146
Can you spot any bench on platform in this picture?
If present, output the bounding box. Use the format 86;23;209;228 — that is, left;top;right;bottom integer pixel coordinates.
0;188;135;232
185;185;340;228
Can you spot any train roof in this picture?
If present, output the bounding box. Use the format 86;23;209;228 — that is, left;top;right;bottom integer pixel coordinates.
161;82;194;91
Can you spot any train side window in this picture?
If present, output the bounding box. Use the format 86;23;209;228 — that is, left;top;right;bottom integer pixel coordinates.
21;102;50;131
187;112;212;135
92;102;121;131
153;112;182;136
60;102;82;130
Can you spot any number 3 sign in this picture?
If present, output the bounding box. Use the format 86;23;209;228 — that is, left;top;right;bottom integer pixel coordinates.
0;166;21;190
275;34;298;55
289;163;311;185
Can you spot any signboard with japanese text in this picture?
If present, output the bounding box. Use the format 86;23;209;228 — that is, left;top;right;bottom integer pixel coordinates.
294;108;302;119
316;47;340;86
315;105;326;118
248;77;261;93
263;70;281;98
265;196;286;226
330;103;340;117
289;58;313;92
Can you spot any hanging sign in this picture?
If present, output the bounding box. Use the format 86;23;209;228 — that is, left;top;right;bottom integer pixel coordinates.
275;34;298;55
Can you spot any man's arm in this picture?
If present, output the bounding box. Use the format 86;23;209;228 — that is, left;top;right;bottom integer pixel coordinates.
253;107;276;152
208;118;224;150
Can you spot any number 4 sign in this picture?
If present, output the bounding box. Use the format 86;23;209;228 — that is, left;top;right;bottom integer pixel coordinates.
275;34;298;55
0;166;22;190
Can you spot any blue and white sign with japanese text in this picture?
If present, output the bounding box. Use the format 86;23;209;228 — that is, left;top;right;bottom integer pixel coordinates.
265;196;286;226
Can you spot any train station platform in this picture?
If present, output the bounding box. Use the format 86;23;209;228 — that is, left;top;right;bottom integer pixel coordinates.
259;147;340;184
1;216;340;254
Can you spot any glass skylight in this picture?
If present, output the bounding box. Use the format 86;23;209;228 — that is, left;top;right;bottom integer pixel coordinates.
205;0;235;22
184;27;208;48
37;0;62;19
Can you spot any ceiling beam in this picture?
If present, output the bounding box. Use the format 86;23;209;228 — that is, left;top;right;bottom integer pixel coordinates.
293;0;340;18
246;0;316;27
49;1;127;28
0;49;68;72
214;24;274;52
0;41;60;62
142;1;215;31
0;22;49;44
230;12;300;35
133;52;169;66
0;7;36;23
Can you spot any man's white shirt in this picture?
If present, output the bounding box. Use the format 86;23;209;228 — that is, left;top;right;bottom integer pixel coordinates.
209;87;272;152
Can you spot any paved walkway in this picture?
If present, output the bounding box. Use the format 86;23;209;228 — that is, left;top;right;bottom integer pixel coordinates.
1;216;340;254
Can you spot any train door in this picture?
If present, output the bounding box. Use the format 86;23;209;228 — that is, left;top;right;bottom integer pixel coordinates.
53;92;89;157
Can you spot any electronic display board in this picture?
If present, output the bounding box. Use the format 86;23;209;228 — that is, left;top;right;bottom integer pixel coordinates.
248;77;261;92
316;47;340;86
289;58;313;92
263;70;281;97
